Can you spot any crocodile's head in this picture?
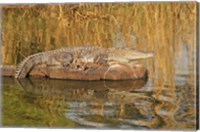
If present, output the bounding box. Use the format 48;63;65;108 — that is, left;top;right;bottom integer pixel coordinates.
107;48;154;63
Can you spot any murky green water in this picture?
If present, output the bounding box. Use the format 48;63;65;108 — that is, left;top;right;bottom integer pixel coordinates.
1;72;196;130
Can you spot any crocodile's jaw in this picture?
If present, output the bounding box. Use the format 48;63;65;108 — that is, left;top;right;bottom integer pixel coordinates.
127;52;154;61
107;49;154;63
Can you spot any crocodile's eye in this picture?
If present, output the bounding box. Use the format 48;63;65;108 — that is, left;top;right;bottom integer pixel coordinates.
133;64;142;69
62;53;73;62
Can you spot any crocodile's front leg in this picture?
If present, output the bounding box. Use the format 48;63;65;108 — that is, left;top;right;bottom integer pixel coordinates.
29;64;48;77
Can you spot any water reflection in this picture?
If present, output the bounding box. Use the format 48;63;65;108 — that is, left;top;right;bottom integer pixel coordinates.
13;77;161;129
2;72;196;129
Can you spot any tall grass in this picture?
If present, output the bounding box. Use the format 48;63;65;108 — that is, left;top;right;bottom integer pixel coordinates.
2;3;196;65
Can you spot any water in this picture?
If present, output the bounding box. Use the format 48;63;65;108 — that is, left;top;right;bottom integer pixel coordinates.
1;73;196;129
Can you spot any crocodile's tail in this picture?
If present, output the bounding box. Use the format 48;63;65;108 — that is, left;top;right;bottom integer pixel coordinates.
14;47;70;79
15;52;46;79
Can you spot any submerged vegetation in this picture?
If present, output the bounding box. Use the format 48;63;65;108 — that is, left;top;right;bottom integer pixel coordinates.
2;80;77;127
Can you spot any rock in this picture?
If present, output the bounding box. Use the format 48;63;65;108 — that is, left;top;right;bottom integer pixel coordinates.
1;66;16;77
46;63;148;80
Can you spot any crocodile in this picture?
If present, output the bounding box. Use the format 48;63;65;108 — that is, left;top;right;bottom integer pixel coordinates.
3;46;154;80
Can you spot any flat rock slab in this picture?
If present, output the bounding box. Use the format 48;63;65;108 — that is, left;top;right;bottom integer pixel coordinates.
30;63;148;80
2;63;148;80
1;66;16;77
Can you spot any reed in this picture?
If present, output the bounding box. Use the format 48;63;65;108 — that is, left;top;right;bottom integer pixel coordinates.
1;2;197;85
